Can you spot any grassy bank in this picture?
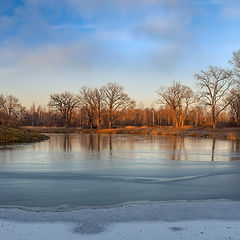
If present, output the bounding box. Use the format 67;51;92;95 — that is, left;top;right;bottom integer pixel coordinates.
97;126;240;140
0;126;49;144
23;126;240;140
23;126;80;133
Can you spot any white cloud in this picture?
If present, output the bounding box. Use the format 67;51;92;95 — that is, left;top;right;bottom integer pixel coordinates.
0;0;197;73
135;16;188;41
53;24;96;30
64;0;187;17
222;6;240;20
0;16;14;31
22;43;95;69
133;12;191;70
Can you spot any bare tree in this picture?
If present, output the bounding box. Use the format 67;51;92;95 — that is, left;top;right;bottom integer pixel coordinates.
48;92;80;129
92;87;105;129
156;82;194;127
229;50;240;125
228;89;240;126
103;82;135;128
195;66;233;130
80;86;106;129
0;94;25;126
179;85;195;127
230;49;240;81
80;87;95;129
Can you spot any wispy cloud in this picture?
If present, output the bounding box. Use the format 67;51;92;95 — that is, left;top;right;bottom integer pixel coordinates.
53;24;97;30
221;5;240;20
0;0;232;74
1;0;240;108
0;0;194;72
190;0;222;6
135;16;188;41
22;42;96;70
133;10;191;69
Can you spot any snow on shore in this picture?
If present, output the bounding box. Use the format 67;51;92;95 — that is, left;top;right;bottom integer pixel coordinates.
1;219;240;240
1;202;240;240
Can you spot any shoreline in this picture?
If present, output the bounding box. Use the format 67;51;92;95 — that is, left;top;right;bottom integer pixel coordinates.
1;201;240;239
0;199;236;212
1;201;240;225
23;126;240;140
0;126;49;145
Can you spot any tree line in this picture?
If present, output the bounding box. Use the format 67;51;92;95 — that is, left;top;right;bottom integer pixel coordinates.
1;50;240;130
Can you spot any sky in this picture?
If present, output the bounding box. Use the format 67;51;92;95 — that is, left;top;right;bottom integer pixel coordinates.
1;0;240;108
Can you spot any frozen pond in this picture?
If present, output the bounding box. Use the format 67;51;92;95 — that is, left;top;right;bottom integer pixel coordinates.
0;134;240;210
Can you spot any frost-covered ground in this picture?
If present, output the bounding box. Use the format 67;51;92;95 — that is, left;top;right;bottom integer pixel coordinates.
1;219;240;240
1;202;240;240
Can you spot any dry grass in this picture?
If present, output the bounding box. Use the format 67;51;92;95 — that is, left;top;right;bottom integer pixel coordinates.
22;126;240;140
97;126;240;140
0;126;49;144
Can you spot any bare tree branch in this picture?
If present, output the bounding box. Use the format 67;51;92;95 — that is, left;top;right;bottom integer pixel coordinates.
195;65;234;130
48;92;80;129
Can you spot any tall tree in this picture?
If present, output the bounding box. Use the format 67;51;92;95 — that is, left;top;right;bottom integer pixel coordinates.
230;49;240;81
228;89;240;126
156;82;194;127
80;86;106;129
103;82;135;128
80;87;95;129
48;92;80;129
92;87;105;129
195;66;233;130
0;94;25;126
179;85;195;127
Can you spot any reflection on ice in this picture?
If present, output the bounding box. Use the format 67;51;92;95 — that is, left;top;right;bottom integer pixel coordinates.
33;134;240;162
1;134;240;210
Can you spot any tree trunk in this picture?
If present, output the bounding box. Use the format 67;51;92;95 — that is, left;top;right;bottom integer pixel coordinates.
181;118;184;127
109;119;112;129
212;121;216;130
89;118;92;130
152;109;155;127
65;120;69;129
173;111;178;127
97;112;101;129
109;109;113;129
212;108;216;130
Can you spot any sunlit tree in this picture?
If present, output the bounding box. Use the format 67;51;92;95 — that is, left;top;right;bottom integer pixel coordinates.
156;82;194;127
195;66;234;130
48;92;80;129
103;82;135;128
0;94;26;126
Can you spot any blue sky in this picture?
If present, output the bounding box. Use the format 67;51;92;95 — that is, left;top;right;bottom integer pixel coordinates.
1;0;240;108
